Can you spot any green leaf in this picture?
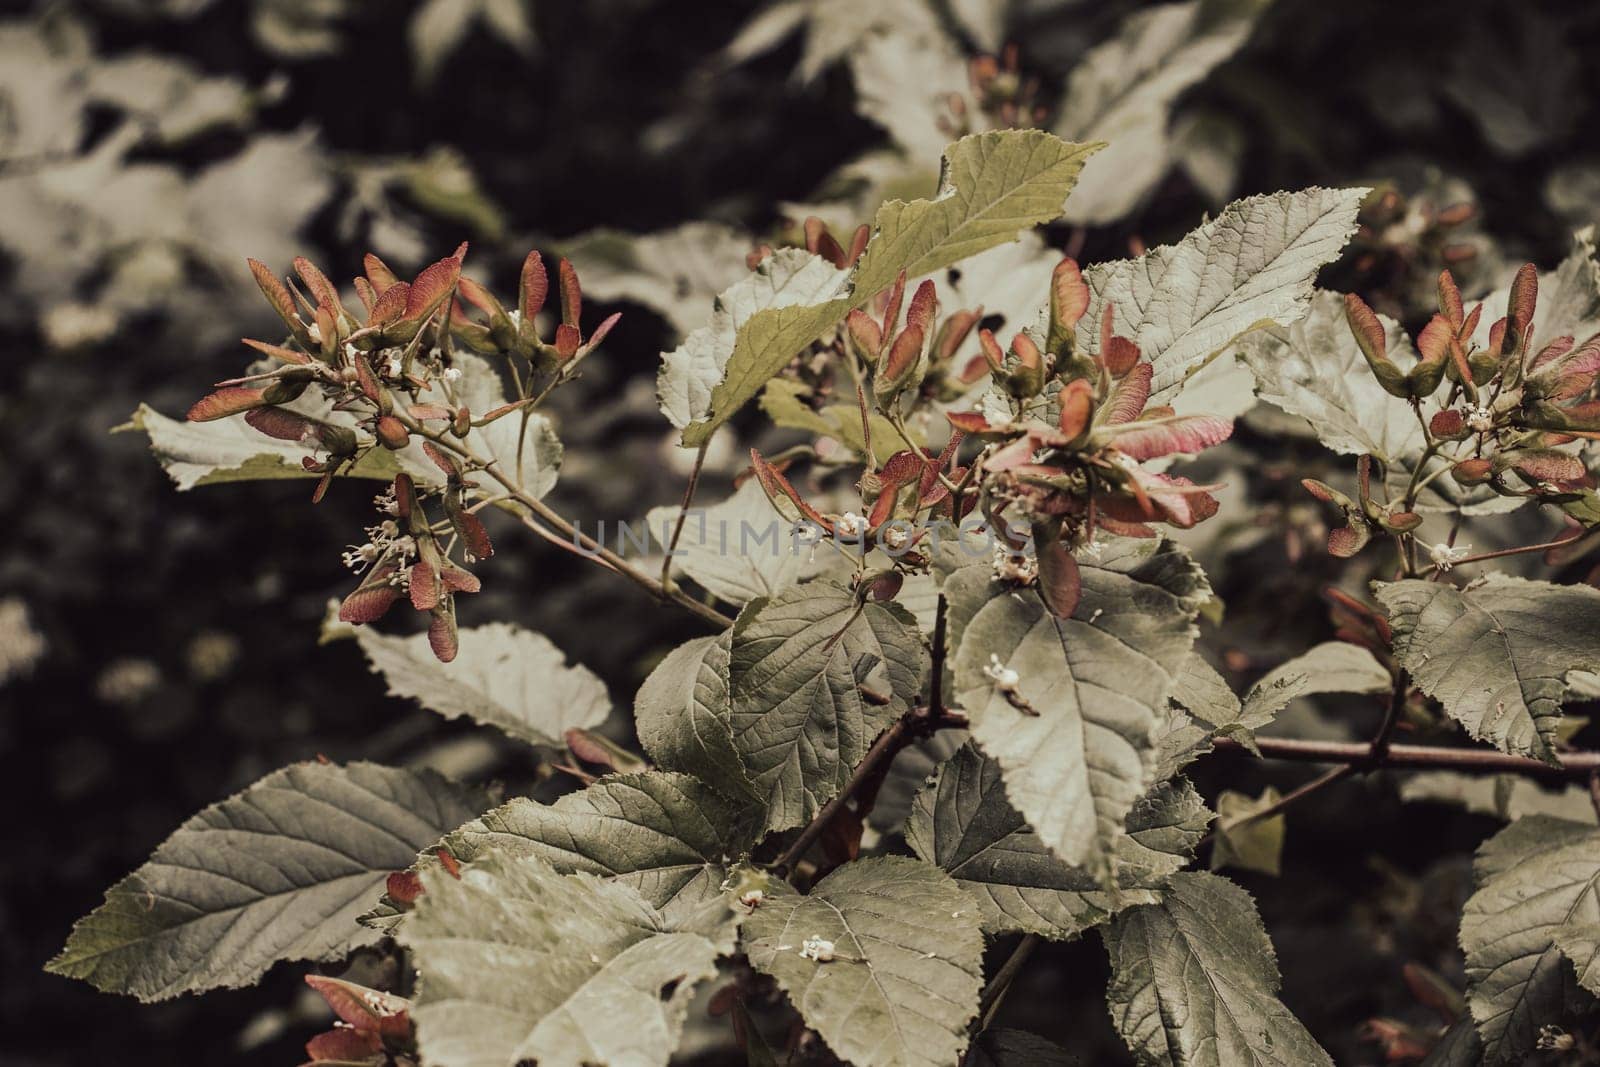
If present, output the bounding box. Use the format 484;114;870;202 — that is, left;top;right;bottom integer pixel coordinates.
1420;1018;1482;1066
742;855;984;1067
1237;640;1391;729
949;542;1204;872
1400;771;1598;825
564;222;755;338
634;633;761;804
401;851;720;1067
350;621;610;748
667;130;1101;446
1055;0;1271;225
1078;186;1366;405
1168;652;1241;727
729;581;927;831
1376;576;1600;763
1104;871;1333;1066
1234;289;1428;463
46;762;485;1001
907;743;1208;939
1460;815;1600;1063
965;1028;1081;1066
1209;787;1284;877
1555;924;1600;995
647;478;805;605
443;771;754;944
131;352;560;498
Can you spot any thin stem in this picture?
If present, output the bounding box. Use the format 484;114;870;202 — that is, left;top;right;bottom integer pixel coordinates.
974;935;1039;1032
1210;735;1600;779
1441;531;1586;569
1197;765;1356;851
393;411;733;629
660;441;710;590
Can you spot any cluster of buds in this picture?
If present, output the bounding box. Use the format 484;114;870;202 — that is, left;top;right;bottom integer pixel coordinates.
184;244;616;661
1301;455;1422;558
337;470;488;662
1340;264;1598;525
1345;183;1484;320
937;45;1048;138
302;974;414;1066
945;257;1234;612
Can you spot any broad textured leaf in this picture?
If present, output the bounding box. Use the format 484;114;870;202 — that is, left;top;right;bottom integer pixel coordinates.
1238;640;1391;728
1104;871;1333;1066
454;353;563;496
1377;577;1600;763
1420;1019;1482;1066
1077;186;1365;404
633;633;760;803
1461;816;1600;1063
401;851;719;1067
444;772;752;942
668;130;1100;445
647;478;805;605
1055;0;1270;225
742;856;984;1067
730;581;926;831
1235;289;1428;463
965;1028;1080;1066
1168;652;1240;727
1555;924;1600;995
351;621;609;748
47;762;485;1001
565;222;755;337
950;541;1204;871
907;743;1209;938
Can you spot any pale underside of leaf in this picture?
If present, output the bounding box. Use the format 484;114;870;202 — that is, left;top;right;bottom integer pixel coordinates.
1055;0;1270;226
1377;576;1600;763
907;743;1209;939
647;477;806;605
1104;871;1334;1066
742;855;984;1067
1461;815;1600;1064
46;761;485;1001
1234;288;1428;463
1237;640;1392;729
1076;186;1366;405
351;620;610;748
403;851;719;1067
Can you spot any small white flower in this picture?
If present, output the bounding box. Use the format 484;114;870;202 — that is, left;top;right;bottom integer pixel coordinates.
983;653;1020;693
341;543;380;571
992;547;1037;584
373;487;400;517
1466;405;1494;433
1428;541;1471;571
799;935;836;962
384;353;404;378
881;525;909;550
443;366;463;383
738;889;765;911
836;512;868;539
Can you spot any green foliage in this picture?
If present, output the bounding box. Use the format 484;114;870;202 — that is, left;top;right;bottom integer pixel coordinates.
1104;872;1334;1066
742;856;985;1067
46;762;485;1001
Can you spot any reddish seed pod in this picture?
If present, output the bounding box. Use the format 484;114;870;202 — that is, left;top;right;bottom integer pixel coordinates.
375;416;411;450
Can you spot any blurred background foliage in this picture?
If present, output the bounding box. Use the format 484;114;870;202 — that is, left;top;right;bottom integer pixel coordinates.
6;0;1600;1062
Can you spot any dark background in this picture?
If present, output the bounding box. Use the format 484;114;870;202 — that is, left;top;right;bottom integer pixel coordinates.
5;0;1600;1062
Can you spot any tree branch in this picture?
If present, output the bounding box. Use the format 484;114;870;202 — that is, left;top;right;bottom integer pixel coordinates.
1210;735;1600;779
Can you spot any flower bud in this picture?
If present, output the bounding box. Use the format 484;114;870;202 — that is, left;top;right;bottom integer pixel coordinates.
376;416;411;450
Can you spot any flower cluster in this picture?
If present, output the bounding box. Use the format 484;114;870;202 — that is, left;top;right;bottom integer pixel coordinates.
185;245;614;660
